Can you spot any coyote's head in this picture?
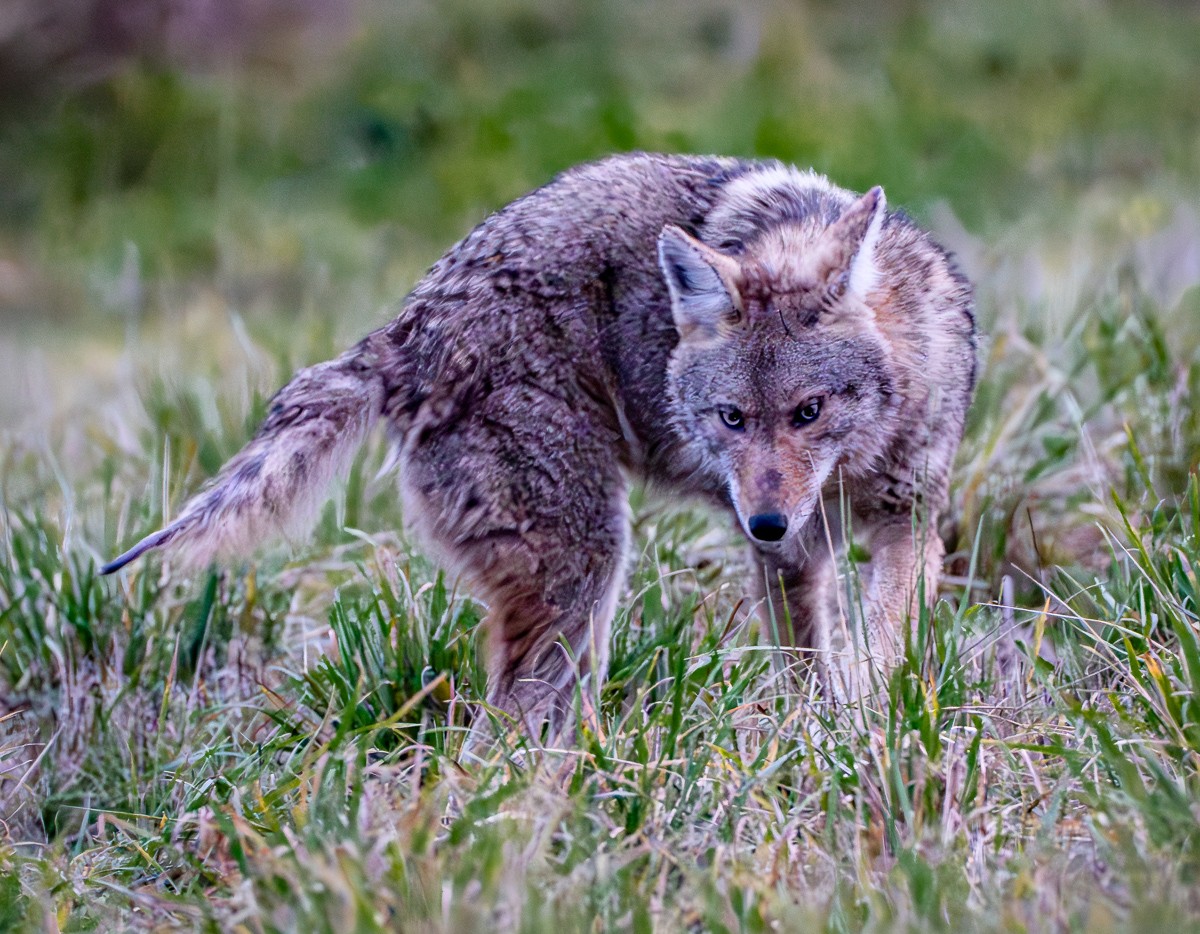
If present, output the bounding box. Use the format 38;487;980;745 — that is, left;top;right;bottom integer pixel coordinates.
661;184;900;549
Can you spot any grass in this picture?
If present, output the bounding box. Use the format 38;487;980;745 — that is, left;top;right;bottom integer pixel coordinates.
3;0;1200;929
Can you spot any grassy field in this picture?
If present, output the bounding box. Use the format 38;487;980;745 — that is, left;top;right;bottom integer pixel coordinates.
3;0;1200;929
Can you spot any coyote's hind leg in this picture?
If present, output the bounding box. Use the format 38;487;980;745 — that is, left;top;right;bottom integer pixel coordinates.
399;384;629;756
472;513;628;744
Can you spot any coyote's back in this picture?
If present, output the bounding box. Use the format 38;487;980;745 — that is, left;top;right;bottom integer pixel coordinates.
105;152;976;737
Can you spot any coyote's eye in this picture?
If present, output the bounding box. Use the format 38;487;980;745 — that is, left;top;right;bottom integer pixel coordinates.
718;407;746;431
792;399;822;426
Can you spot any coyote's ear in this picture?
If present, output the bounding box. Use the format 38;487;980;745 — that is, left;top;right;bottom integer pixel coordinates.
810;186;886;301
658;225;744;342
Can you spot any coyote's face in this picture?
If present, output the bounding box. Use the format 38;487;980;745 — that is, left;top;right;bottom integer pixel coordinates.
661;185;899;549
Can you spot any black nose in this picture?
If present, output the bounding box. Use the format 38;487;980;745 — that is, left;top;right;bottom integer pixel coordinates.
748;512;788;542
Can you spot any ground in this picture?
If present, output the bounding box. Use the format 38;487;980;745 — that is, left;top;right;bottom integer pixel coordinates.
2;0;1200;930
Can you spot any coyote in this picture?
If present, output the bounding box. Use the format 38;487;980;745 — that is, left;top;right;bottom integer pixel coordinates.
103;153;976;732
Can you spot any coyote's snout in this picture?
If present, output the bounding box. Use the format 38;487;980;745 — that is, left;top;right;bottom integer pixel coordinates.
747;513;788;543
103;153;976;739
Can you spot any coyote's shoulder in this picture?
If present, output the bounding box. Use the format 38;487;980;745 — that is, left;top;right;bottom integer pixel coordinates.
104;153;977;735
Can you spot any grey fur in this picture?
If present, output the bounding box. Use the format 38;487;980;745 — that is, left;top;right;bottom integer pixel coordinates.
105;152;976;731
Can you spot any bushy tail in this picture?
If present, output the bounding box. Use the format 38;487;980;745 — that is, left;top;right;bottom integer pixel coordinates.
102;337;386;575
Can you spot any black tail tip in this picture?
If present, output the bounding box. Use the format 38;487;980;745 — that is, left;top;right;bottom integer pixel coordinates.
100;554;134;575
100;527;176;575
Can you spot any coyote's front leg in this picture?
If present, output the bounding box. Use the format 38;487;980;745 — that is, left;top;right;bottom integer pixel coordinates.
750;508;843;689
754;550;834;682
847;516;944;696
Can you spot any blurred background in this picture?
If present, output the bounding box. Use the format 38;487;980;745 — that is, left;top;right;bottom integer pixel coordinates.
1;0;1198;532
2;0;1197;321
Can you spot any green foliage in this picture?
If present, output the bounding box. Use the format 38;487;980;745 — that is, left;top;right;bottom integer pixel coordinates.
3;0;1200;929
285;569;484;758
